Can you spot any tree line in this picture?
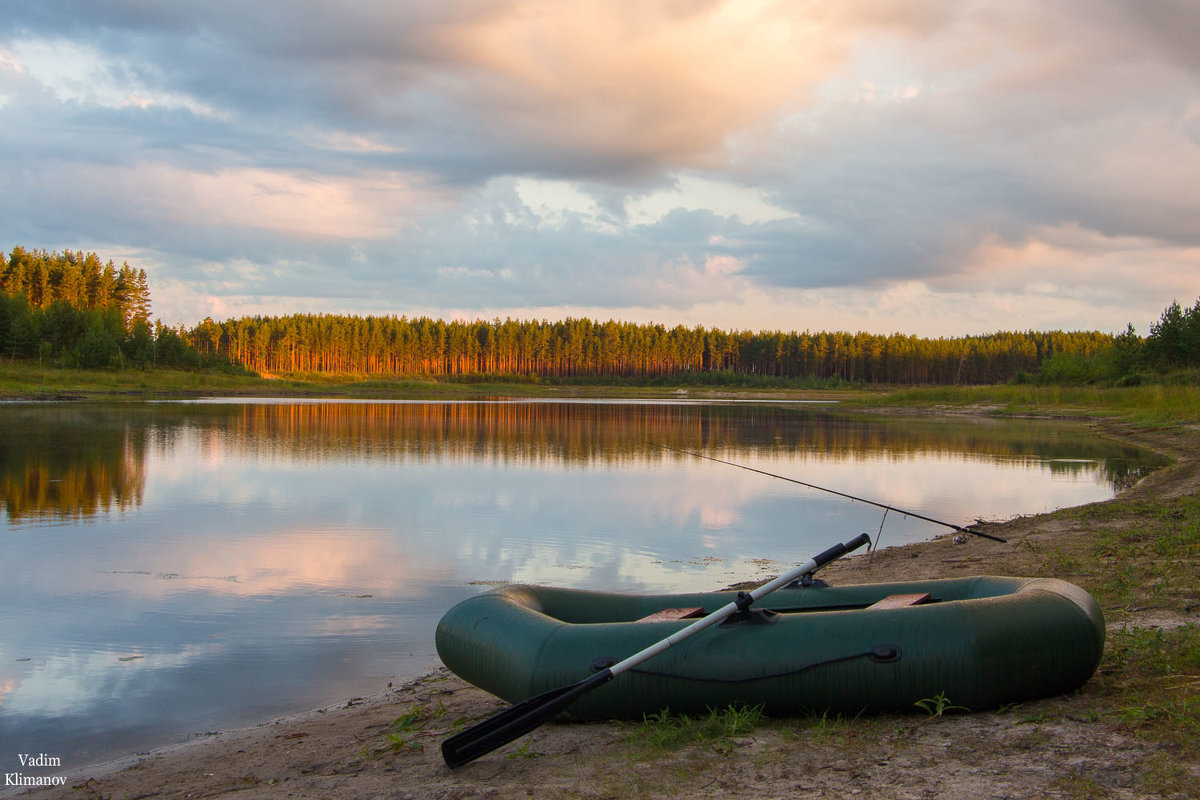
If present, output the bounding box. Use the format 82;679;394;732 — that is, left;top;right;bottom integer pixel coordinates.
1;246;150;324
2;247;1198;385
0;247;201;368
188;313;1119;385
1030;299;1200;385
1145;299;1200;371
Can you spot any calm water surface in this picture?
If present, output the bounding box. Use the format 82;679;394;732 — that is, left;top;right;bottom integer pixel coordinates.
0;399;1165;769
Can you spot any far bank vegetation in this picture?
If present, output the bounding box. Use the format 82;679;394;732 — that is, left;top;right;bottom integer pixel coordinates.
2;247;1198;388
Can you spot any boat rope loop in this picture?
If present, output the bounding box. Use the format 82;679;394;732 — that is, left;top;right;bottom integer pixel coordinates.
606;642;903;685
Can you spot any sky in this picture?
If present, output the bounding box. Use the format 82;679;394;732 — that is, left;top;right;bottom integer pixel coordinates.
1;0;1197;337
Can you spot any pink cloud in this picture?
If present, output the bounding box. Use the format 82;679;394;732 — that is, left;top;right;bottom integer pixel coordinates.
426;1;852;169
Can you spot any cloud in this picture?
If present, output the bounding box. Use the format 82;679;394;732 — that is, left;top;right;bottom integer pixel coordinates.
424;1;840;177
1;1;876;181
1;1;1197;336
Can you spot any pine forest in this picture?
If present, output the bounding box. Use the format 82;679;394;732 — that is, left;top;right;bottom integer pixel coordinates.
3;247;1197;385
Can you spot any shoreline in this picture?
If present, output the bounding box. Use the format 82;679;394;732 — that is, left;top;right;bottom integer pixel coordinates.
9;417;1200;799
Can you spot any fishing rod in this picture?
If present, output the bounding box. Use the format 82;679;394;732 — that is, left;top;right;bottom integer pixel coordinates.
660;445;1006;544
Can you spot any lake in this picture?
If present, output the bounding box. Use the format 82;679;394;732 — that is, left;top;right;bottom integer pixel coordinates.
0;399;1165;770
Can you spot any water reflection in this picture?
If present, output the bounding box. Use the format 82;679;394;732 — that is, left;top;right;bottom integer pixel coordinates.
0;401;1160;522
0;400;1167;771
0;405;147;522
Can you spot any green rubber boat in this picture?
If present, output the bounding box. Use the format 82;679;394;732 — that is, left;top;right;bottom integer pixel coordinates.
435;576;1104;717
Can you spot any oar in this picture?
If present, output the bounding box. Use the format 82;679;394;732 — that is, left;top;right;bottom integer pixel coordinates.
441;532;871;768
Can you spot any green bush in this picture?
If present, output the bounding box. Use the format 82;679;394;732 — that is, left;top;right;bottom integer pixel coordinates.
73;326;121;368
1035;352;1107;385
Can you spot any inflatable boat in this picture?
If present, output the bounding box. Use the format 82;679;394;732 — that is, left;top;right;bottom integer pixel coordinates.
435;576;1105;719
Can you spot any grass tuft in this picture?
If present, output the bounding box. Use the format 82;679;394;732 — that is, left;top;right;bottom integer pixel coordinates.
626;705;766;753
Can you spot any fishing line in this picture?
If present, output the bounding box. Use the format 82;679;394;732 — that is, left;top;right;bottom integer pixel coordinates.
871;508;889;563
659;445;1006;544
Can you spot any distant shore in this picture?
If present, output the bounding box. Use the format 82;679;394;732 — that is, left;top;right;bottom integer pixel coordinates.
3;361;1199;426
0;361;863;402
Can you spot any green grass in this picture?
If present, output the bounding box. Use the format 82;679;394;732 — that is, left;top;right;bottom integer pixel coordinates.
358;701;450;757
1094;624;1200;754
845;384;1200;425
0;362;569;399
912;691;969;717
625;705;766;753
1106;625;1200;677
1020;490;1200;758
0;362;268;397
1038;495;1200;613
0;361;867;401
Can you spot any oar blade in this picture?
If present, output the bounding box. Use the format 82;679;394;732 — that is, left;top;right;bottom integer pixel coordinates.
442;669;613;768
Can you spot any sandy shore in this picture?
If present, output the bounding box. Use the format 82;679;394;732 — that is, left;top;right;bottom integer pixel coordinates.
11;420;1200;800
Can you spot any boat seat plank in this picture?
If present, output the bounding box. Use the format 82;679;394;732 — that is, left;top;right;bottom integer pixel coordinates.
867;593;931;610
635;607;705;623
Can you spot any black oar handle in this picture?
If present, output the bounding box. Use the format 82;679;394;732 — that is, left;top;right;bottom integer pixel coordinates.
813;533;871;569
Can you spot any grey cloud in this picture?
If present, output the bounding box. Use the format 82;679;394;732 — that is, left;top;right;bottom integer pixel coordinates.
726;4;1200;288
4;2;812;183
1099;0;1200;76
2;0;1197;326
